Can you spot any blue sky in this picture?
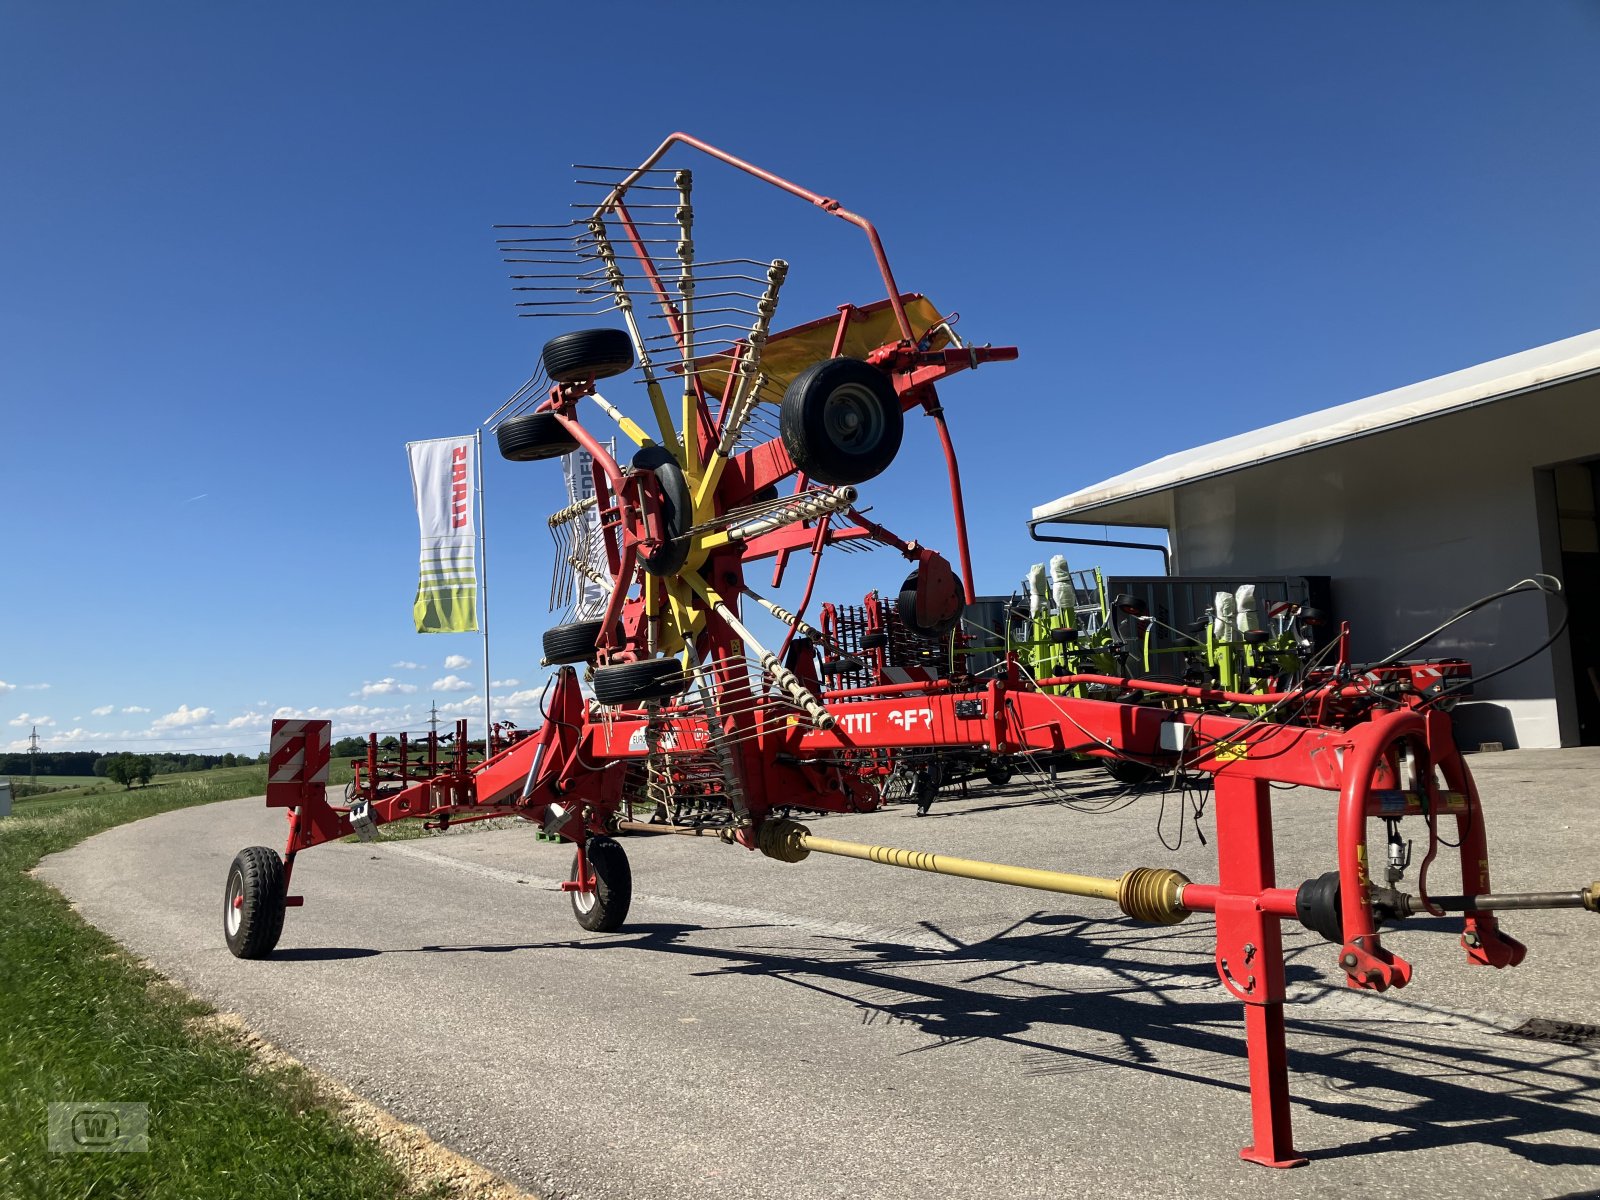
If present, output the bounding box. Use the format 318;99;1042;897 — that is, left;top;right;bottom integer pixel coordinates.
5;2;1599;754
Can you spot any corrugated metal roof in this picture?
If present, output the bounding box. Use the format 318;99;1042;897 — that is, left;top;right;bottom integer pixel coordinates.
1032;328;1600;526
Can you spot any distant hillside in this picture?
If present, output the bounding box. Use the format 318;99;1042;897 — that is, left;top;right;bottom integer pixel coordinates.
0;751;266;778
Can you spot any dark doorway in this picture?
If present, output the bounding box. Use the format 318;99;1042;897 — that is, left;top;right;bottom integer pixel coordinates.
1554;461;1600;744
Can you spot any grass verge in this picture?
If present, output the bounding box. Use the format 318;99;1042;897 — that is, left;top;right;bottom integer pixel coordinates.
0;766;466;1200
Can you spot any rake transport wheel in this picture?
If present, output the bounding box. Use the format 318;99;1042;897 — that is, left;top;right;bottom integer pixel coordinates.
632;444;692;576
543;620;606;665
780;357;904;486
542;328;635;383
984;761;1013;787
592;658;688;705
223;846;286;960
570;836;632;932
1104;759;1162;788
497;412;578;462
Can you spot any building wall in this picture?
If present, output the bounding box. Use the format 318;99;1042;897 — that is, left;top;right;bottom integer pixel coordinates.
1169;374;1600;748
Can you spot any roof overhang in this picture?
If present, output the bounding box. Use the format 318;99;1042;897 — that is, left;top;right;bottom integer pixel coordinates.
1031;327;1600;528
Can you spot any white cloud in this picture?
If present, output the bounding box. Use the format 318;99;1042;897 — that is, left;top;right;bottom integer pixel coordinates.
91;705;115;716
491;679;521;689
152;704;212;730
360;678;417;697
11;726;118;748
225;711;269;729
8;713;55;727
431;674;471;692
436;695;484;716
502;687;547;707
22;682;50;690
122;705;150;714
0;681;14;694
443;654;471;670
272;704;392;721
391;660;424;670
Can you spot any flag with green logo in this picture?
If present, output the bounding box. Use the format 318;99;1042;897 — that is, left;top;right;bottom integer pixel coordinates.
407;435;478;633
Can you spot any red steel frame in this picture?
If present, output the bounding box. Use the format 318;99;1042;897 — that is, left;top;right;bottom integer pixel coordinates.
257;136;1559;1168
269;668;1528;1168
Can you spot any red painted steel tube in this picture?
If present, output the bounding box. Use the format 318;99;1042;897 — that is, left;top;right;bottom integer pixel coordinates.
926;400;976;604
600;132;914;341
777;519;829;660
1178;883;1300;918
554;409;638;636
1034;672;1363;708
611;199;715;452
1211;775;1306;1168
820;678;957;701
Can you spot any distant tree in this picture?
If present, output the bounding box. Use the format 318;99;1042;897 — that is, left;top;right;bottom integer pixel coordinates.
92;756;111;778
134;756;153;787
220;752;237;768
332;736;367;758
104;754;135;790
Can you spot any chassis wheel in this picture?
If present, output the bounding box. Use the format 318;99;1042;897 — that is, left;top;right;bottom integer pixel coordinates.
571;836;632;932
780;357;903;486
543;620;606;665
497;412;578;462
632;445;692;577
984;762;1013;787
897;567;965;639
593;657;687;705
1104;759;1162;788
542;328;634;383
224;846;286;959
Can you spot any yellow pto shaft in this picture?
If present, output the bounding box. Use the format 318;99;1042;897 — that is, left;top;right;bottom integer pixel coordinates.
757;818;1191;925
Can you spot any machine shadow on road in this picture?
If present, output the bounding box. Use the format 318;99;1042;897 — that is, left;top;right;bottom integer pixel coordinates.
288;911;1600;1167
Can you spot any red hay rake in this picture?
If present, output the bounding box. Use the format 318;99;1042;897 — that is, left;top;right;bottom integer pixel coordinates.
226;134;1598;1168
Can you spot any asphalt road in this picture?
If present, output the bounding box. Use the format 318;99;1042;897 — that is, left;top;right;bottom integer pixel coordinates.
36;749;1600;1200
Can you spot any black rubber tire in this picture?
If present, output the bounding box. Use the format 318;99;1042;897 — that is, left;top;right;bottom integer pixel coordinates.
593;657;687;705
817;657;864;678
632;445;691;576
542;328;635;383
571;836;632;931
779;357;903;486
223;846;286;959
1103;759;1162;788
984;763;1013;787
543;620;605;664
497;412;579;462
897;568;964;639
860;631;889;650
913;761;945;815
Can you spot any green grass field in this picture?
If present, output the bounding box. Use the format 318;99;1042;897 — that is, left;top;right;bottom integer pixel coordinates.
0;764;445;1200
7;774;102;789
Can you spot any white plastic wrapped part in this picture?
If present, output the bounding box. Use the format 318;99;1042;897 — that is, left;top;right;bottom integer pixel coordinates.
1213;591;1237;642
1027;563;1049;618
1048;555;1077;626
1235;584;1262;634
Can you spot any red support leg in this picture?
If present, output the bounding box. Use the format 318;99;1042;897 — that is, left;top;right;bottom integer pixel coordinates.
1212;774;1307;1168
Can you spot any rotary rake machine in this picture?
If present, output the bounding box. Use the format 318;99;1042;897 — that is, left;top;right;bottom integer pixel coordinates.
225;134;1600;1169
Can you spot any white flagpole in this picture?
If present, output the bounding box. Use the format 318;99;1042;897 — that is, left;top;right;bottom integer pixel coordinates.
476;428;492;748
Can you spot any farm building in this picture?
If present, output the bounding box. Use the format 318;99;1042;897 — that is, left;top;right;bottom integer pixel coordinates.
1031;329;1600;749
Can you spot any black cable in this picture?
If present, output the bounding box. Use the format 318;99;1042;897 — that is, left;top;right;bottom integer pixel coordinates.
1422;587;1569;706
1372;575;1562;667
